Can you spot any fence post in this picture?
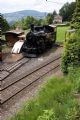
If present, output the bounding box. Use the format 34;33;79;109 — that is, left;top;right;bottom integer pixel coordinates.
0;14;2;62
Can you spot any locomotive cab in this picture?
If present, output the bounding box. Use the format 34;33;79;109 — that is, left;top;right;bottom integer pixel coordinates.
22;25;56;57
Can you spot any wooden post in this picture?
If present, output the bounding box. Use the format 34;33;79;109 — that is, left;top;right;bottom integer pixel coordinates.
0;14;2;62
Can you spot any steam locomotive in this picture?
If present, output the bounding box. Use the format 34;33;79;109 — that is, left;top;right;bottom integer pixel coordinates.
22;25;57;57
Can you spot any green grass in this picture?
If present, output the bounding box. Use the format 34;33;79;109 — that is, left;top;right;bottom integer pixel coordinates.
2;35;6;40
9;67;80;120
57;26;70;43
24;29;30;35
2;45;11;53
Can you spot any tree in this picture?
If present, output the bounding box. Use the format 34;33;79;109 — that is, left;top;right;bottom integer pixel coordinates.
71;0;80;29
59;2;76;21
11;10;57;30
0;13;10;32
68;2;76;21
45;10;57;24
46;13;53;24
11;20;22;29
12;16;40;30
53;10;57;17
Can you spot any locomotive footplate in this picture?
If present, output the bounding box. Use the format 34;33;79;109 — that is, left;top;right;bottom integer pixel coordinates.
24;53;37;58
23;48;38;57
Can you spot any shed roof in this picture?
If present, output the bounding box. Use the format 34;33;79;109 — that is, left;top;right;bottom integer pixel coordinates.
3;30;24;35
49;24;56;28
18;34;26;38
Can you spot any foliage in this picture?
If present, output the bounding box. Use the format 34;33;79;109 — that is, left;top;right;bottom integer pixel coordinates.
71;0;80;29
61;30;80;74
68;67;80;94
59;2;76;22
0;14;10;32
22;16;40;30
45;13;54;25
9;72;80;120
12;16;42;30
45;11;57;25
37;109;56;120
12;10;57;29
11;20;22;29
53;10;57;17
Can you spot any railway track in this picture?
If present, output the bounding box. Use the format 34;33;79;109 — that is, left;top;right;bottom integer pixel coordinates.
0;58;31;80
0;53;61;107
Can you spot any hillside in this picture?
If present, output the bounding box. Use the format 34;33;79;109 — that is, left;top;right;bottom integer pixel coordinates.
3;10;47;25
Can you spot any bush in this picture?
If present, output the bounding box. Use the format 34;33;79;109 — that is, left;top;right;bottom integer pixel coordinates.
71;0;80;29
61;30;80;74
37;109;56;120
68;67;80;94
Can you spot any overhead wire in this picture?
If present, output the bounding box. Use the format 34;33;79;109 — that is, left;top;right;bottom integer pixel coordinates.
45;0;65;5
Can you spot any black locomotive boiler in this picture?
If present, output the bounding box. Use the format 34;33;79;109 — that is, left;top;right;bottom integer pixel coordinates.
22;25;57;57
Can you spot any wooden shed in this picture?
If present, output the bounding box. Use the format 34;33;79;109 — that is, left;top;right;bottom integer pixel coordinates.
3;30;24;46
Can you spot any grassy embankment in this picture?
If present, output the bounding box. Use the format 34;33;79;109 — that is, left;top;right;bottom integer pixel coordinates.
56;26;70;43
9;67;80;120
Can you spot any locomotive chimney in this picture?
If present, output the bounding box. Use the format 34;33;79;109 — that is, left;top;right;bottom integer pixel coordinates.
30;24;34;32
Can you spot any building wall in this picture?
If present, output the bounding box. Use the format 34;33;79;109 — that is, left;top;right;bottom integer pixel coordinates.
5;34;19;46
53;15;62;24
5;32;24;47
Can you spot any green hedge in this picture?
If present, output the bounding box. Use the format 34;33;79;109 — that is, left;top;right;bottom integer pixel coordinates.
61;30;80;74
